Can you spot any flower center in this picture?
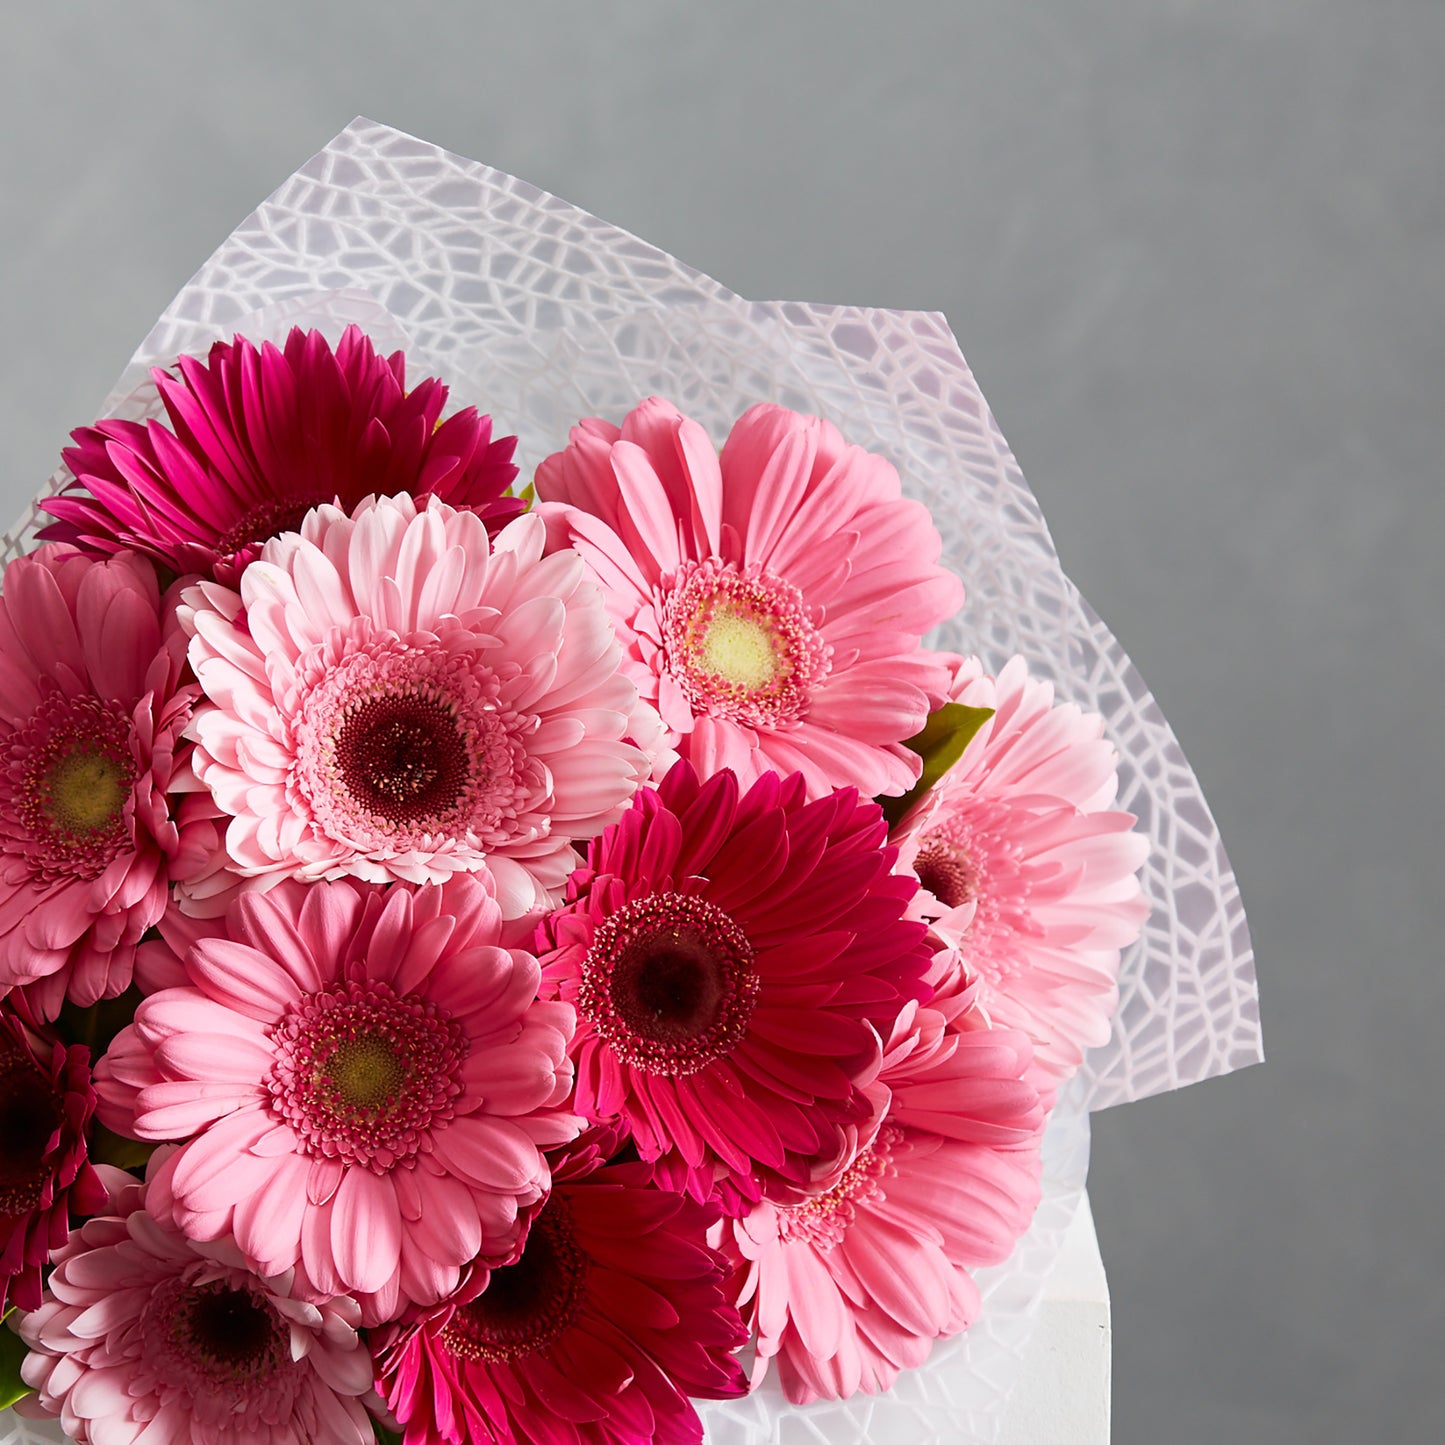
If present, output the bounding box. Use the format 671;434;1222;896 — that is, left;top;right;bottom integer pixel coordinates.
700;606;780;690
778;1125;901;1252
265;978;468;1172
0;1039;62;1213
216;495;331;560
4;693;135;882
919;802;1036;982
913;840;977;909
661;559;829;728
579;893;760;1076
144;1275;293;1406
333;694;470;824
294;637;551;856
441;1200;589;1365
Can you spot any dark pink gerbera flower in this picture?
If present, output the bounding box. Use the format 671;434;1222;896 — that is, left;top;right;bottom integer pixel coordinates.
41;325;521;584
377;1144;747;1445
536;761;932;1203
0;545;217;1018
0;996;109;1312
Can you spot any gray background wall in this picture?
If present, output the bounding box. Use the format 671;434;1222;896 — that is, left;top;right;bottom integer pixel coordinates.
2;4;1439;1440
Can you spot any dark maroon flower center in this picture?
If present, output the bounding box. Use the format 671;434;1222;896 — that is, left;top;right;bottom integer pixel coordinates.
442;1202;589;1365
0;1045;61;1214
913;840;976;909
579;893;760;1077
333;694;471;825
216;495;331;560
186;1286;284;1369
145;1276;292;1398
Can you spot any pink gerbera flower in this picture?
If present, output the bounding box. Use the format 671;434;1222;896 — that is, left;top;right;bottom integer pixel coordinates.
536;761;932;1203
94;875;580;1324
377;1143;747;1445
179;495;653;916
728;950;1044;1403
895;656;1150;1102
41;325;521;584
536;399;964;798
0;996;109;1312
13;1157;376;1445
0;545;216;1017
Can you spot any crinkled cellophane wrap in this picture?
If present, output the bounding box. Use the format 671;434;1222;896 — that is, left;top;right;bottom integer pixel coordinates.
0;119;1259;1445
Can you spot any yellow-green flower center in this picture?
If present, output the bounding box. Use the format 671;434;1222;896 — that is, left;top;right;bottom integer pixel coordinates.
44;747;129;834
661;559;831;728
698;606;781;690
330;1035;406;1109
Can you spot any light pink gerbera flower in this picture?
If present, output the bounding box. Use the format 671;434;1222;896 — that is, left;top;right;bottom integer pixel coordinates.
895;656;1150;1102
536;399;964;798
179;494;653;916
0;995;109;1313
728;950;1044;1403
41;326;521;584
13;1157;376;1445
536;761;932;1204
94;875;581;1324
0;545;216;1017
377;1140;747;1445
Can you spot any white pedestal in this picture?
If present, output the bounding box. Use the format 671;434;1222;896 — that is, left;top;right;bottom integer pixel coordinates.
998;1193;1112;1443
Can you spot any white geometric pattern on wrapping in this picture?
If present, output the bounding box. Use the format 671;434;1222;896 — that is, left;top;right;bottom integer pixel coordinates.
0;118;1257;1444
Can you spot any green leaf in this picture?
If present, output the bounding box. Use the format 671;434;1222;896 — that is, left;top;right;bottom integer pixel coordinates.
879;703;994;828
516;480;536;508
89;1122;156;1172
372;1422;404;1445
0;1308;33;1410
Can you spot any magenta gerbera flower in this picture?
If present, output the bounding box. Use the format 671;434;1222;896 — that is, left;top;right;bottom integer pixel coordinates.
0;996;108;1313
178;495;654;916
13;1158;376;1445
0;545;217;1018
536;761;932;1202
41;325;522;584
94;875;581;1324
535;398;964;798
728;950;1045;1403
377;1145;747;1445
895;656;1150;1102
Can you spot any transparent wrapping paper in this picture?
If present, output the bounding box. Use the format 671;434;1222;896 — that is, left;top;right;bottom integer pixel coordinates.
0;119;1259;1445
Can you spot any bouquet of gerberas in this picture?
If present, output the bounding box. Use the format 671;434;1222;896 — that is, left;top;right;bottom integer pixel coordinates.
0;123;1259;1445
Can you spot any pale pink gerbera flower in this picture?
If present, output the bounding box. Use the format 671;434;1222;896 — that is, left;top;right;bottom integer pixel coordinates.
14;1158;376;1445
0;995;109;1313
537;761;932;1205
94;875;580;1325
536;399;964;798
0;545;216;1017
179;494;653;916
377;1139;747;1445
895;656;1150;1103
728;950;1044;1403
42;325;521;585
